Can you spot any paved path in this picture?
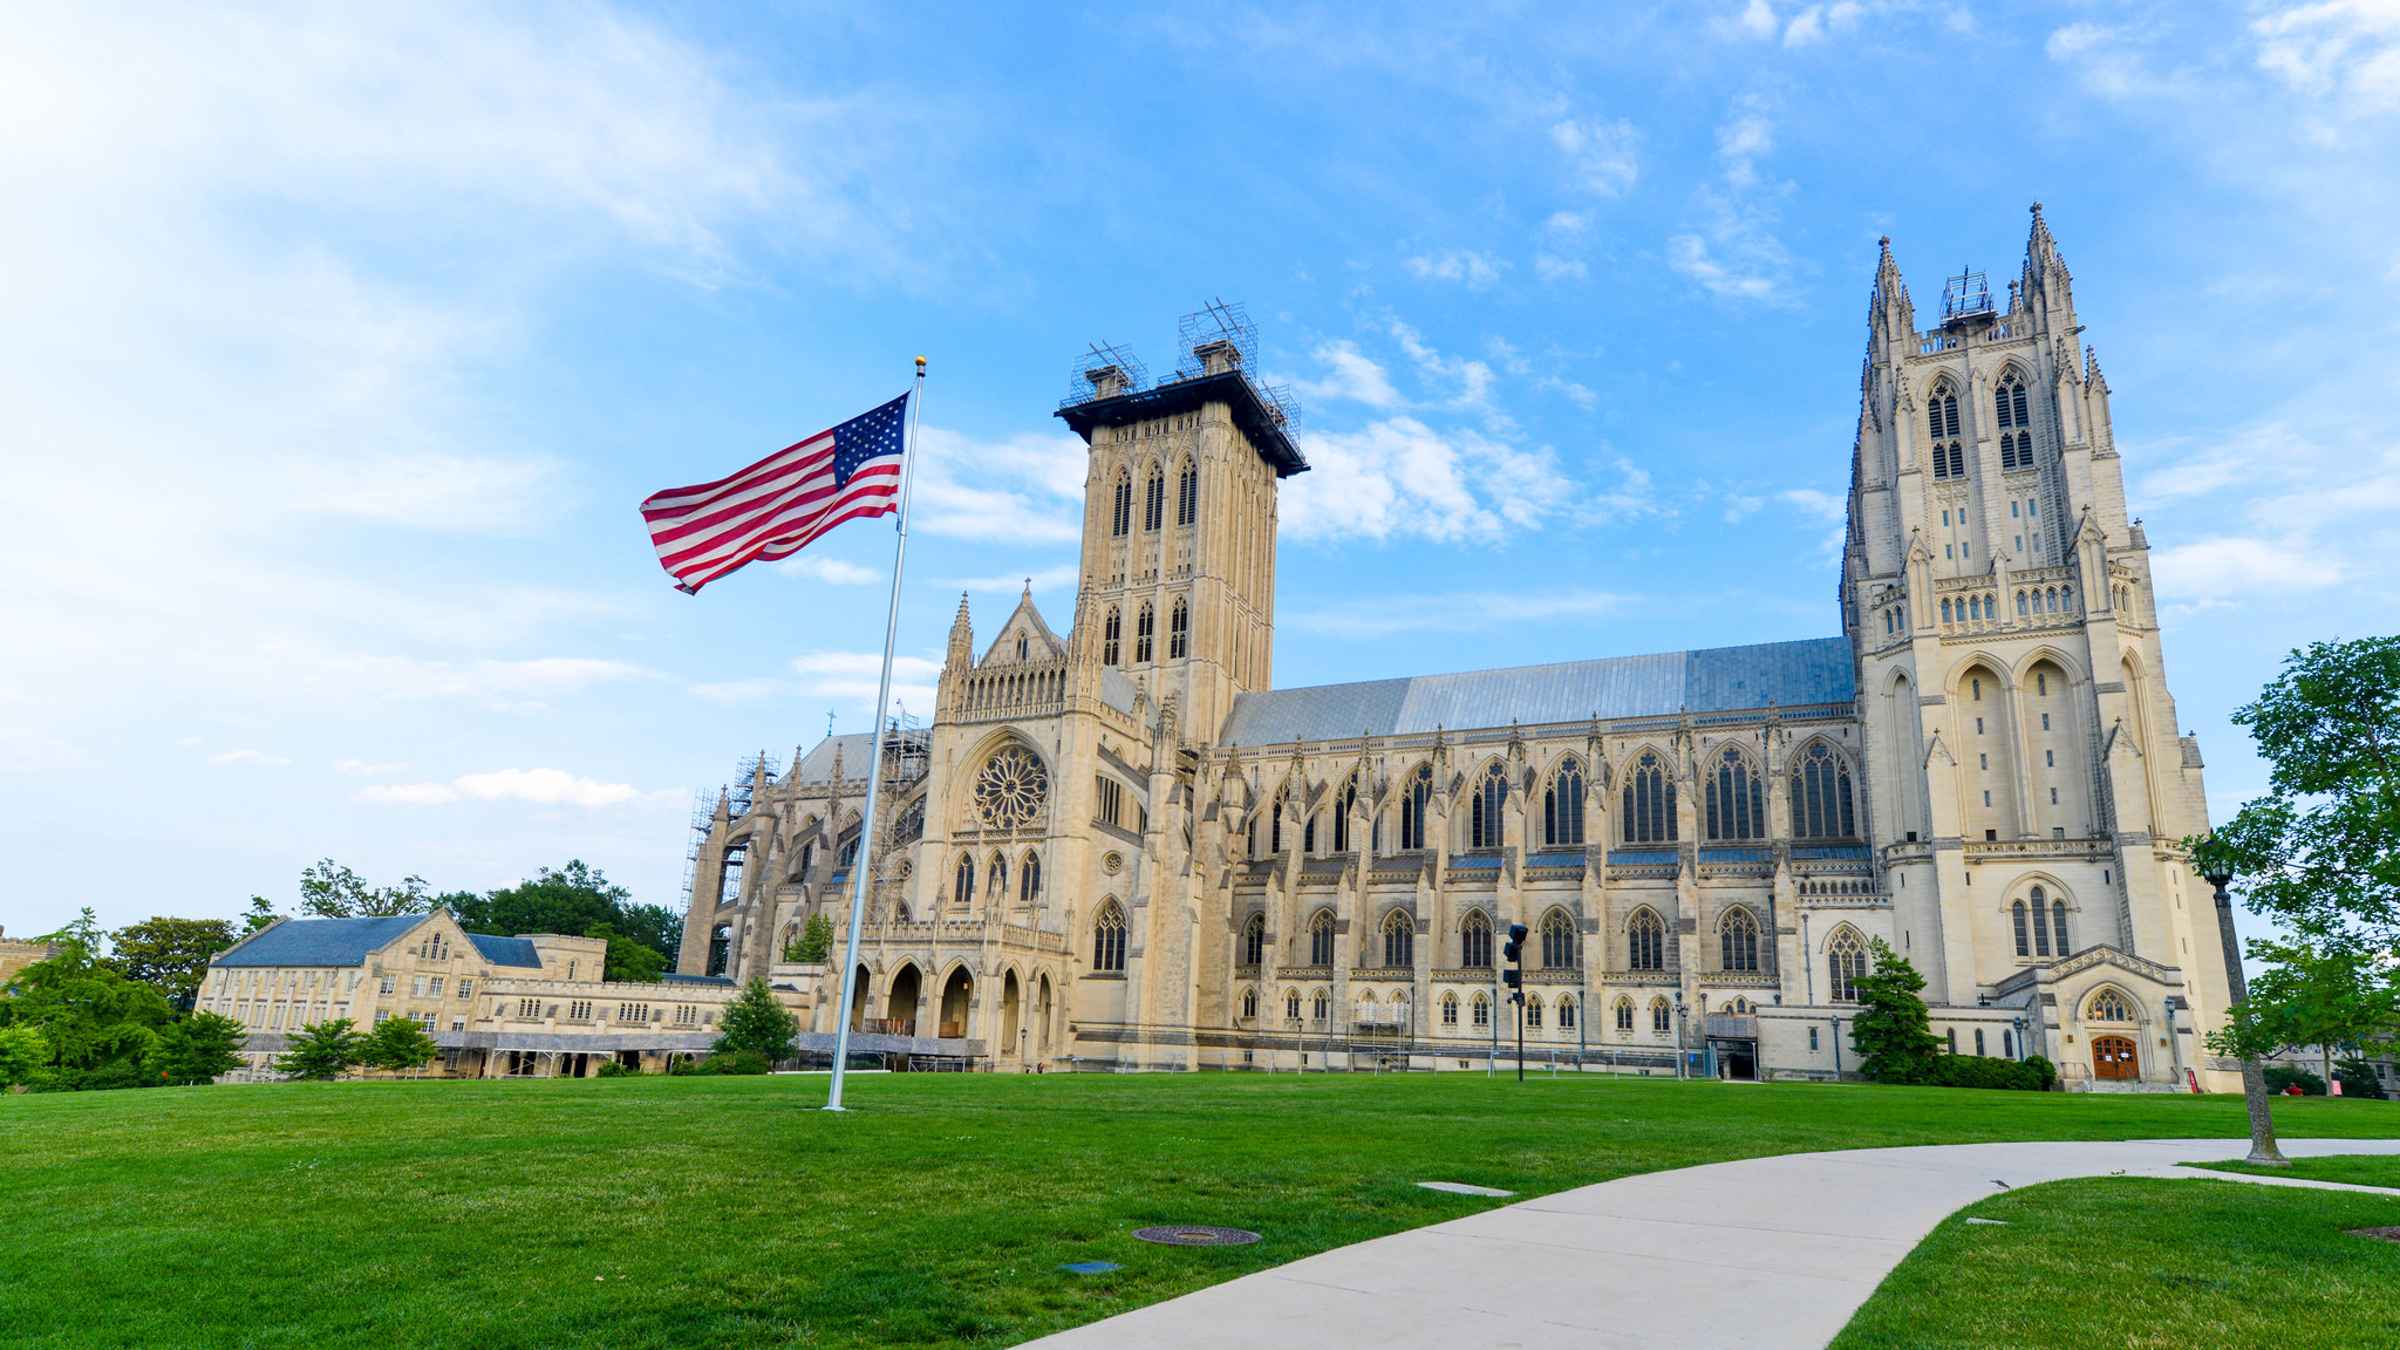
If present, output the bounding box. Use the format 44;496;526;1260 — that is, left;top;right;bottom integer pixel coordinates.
1032;1138;2400;1349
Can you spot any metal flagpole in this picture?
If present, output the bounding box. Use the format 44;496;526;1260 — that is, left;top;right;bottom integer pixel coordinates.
825;356;928;1112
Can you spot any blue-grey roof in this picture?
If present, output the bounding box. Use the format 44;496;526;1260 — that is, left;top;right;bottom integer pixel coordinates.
1524;850;1588;869
1793;844;1873;862
213;915;426;968
1100;667;1137;715
661;973;734;986
1219;637;1852;748
1700;846;1771;865
1609;848;1677;867
791;733;874;785
1447;853;1504;870
466;934;544;968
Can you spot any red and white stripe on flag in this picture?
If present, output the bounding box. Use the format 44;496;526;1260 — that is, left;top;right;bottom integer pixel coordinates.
640;392;909;594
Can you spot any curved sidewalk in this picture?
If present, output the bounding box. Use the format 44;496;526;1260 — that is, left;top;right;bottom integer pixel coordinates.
1032;1137;2400;1349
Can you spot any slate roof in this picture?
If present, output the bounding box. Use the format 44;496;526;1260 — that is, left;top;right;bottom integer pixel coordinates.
790;733;874;785
1218;637;1852;748
212;915;548;969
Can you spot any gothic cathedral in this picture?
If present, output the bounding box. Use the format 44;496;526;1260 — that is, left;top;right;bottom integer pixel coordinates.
678;207;2238;1090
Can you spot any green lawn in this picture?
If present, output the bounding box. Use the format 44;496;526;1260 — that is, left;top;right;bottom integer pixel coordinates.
2189;1152;2400;1189
1831;1175;2400;1347
5;1073;2396;1348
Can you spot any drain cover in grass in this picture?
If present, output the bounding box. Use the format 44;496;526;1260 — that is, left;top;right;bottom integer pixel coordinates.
1133;1225;1260;1247
1060;1261;1122;1274
1417;1181;1515;1197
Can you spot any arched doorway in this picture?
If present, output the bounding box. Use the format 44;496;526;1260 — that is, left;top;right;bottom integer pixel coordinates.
1000;971;1022;1060
848;965;871;1030
884;964;921;1035
2092;1035;2139;1081
939;967;974;1040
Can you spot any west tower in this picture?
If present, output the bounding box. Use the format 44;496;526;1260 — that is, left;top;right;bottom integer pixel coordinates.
1055;302;1307;740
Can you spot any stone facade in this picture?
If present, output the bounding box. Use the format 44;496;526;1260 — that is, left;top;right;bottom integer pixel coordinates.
0;926;57;987
682;208;2239;1091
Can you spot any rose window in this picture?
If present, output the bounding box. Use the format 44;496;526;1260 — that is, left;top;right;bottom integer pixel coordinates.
972;746;1048;829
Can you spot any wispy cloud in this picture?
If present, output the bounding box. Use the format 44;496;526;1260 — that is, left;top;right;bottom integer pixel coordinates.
209;749;292;768
1288;588;1631;638
1669;96;1797;305
361;767;668;809
777;556;880;586
333;758;411;776
939;563;1082;595
1549;118;1642;197
1290;339;1406;408
1404;250;1507;288
1284;417;1574;543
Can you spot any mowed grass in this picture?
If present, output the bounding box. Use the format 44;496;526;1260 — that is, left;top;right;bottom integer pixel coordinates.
5;1073;2396;1348
2190;1152;2400;1188
1831;1175;2400;1348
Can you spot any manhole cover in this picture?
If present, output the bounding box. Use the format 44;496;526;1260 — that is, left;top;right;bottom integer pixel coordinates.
1133;1225;1260;1247
1060;1261;1121;1274
2350;1227;2400;1244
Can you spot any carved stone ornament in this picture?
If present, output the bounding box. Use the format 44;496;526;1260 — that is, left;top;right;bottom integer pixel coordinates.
972;745;1048;829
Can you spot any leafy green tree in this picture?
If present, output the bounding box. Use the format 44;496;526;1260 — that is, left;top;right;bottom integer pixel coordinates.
1849;938;1942;1084
360;1016;440;1076
2190;637;2400;1060
451;861;680;968
148;1012;248;1085
108;916;238;1005
2334;1057;2389;1100
2209;938;2397;1078
713;978;797;1064
241;896;281;934
787;913;834;963
276;1018;366;1080
0;1025;51;1086
587;923;668;983
298;858;430;919
0;910;171;1076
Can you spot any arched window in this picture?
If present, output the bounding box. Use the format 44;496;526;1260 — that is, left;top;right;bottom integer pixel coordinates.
1791;743;1857;839
1168;598;1189;659
1541;910;1577;969
2011;900;2030;957
1996;375;2034;469
1134;603;1154;663
1102;607;1121;665
1381;911;1414;969
2052;896;2070;955
1623;751;1677;844
1333;774;1358;852
1092;902;1127;972
954;854;975;908
1176;458;1197;526
1240;913;1265;967
1546;756;1585;845
1461;910;1493;968
1526;997;1544;1030
2087;988;2134;1022
1308;909;1335;966
1285;988;1300;1021
1472;993;1490;1028
1651;997;1672;1035
1303;809;1317;855
1827;929;1867;1003
1470;761;1507;848
1705;747;1764;841
1720;908;1760;972
1142;462;1165;531
1111;469;1132;537
2030;885;2051;956
1241;987;1258;1019
1312;989;1330;1023
1628;909;1665;972
1559;996;1577;1029
1928;382;1964;479
1614;997;1634;1033
1271;790;1288;854
1399;763;1432;850
1020;852;1041;905
1441;993;1459;1026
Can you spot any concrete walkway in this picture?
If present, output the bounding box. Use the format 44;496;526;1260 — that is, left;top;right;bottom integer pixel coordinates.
1032;1138;2400;1349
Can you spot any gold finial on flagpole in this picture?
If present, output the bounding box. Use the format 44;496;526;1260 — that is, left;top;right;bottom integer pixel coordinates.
915;355;927;371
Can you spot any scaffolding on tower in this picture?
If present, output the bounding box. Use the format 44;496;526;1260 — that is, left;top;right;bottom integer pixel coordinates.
1060;339;1149;409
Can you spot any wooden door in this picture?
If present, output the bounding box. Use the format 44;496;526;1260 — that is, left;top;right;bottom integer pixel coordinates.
2092;1035;2139;1081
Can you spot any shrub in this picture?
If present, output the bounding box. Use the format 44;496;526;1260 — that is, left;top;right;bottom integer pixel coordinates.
2023;1055;2058;1091
713;978;798;1063
595;1060;640;1078
708;1050;771;1076
2334;1058;2388;1100
2264;1064;2326;1096
1918;1054;2049;1091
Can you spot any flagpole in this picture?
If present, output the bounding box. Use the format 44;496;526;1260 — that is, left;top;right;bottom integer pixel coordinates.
825;355;927;1112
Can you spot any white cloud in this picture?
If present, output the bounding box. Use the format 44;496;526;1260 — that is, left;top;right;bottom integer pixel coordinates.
1669;234;1778;301
1538;375;1600;409
2151;536;2344;598
1288;588;1631;638
1782;2;1862;47
1543;211;1591;238
361;767;662;809
1549;118;1642;197
209;749;292;767
1404;250;1507;288
1534;253;1590;282
1781;488;1846;521
910;426;1089;545
2252;0;2400;117
333;758;411;776
1723;493;1766;523
786;650;944;717
1282;417;1575;543
1291;340;1406;408
777;557;880;586
1715;0;1779;41
1388;319;1499;413
1669;98;1797;305
939;563;1082;595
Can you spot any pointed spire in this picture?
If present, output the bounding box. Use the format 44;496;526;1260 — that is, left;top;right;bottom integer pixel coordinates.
2023;200;2072;300
713;785;731;821
2085;344;2108;393
945;590;974;666
1867;233;1915;342
752;750;770;790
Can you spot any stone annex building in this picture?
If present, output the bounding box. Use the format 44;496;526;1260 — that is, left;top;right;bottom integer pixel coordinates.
682;207;2241;1090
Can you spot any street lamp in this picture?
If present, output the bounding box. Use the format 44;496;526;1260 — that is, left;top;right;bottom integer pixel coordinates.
1674;990;1688;1081
2201;858;2288;1167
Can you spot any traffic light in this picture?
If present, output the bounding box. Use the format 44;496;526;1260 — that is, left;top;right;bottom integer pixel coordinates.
1502;922;1528;964
1502;967;1522;989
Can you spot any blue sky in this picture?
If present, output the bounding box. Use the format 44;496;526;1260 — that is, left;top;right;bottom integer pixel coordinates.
5;2;2396;947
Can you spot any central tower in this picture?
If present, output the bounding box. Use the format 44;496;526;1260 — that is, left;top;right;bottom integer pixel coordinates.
1055;302;1307;740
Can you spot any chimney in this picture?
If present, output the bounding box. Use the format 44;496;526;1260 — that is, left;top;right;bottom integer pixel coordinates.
1085;364;1129;400
1192;339;1240;376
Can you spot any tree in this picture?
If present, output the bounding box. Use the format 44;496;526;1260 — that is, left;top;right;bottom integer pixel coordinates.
0;1025;51;1087
714;977;797;1064
2191;637;2400;1049
2335;1057;2389;1100
787;913;834;964
241;896;281;934
298;859;430;919
2208;938;2397;1078
360;1016;440;1076
148;1012;248;1085
276;1019;366;1080
587;923;667;984
452;861;680;969
108;916;238;1006
1849;938;1942;1084
0;910;172;1078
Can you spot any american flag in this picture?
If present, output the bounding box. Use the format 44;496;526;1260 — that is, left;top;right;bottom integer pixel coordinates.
640;392;910;594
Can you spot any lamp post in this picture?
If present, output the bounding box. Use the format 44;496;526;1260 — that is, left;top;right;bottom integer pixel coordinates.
1674;990;1688;1081
2202;862;2287;1167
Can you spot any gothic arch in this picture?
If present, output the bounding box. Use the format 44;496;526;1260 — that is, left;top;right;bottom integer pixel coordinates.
1625;905;1667;971
1464;755;1510;849
1542;751;1588;846
1953;655;2024;839
2080;983;2145;1029
1717;904;1763;973
1822;923;1869;1003
1537;906;1579;970
1789;736;1860;840
1701;740;1766;842
1620;744;1678;845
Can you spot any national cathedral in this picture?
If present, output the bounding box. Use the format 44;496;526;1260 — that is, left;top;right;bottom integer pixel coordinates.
677;206;2240;1090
